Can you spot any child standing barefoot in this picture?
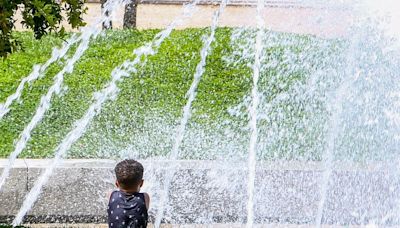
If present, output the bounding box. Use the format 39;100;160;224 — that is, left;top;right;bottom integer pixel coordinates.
108;159;150;228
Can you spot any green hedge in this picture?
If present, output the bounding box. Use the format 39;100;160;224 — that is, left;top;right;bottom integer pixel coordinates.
0;28;340;159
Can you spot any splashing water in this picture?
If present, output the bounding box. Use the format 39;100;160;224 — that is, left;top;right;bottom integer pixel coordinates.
0;35;81;120
315;68;361;227
314;6;380;223
153;1;228;226
315;1;400;225
0;0;128;192
11;0;200;225
0;32;96;192
364;0;400;44
246;0;265;227
4;0;400;226
0;0;125;120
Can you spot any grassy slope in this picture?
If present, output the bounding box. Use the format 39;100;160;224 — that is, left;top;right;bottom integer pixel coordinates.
0;28;338;159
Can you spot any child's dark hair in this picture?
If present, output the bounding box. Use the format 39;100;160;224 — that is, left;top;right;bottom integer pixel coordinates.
115;159;144;188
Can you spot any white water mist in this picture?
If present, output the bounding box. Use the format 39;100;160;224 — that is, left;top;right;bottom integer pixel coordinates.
0;35;81;120
11;1;200;225
153;1;228;226
315;56;361;228
246;0;265;227
0;32;95;192
0;0;127;192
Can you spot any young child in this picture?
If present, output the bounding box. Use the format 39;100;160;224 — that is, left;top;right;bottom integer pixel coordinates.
108;159;150;228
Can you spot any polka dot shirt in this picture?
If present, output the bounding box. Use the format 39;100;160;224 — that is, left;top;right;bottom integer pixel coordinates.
108;191;148;228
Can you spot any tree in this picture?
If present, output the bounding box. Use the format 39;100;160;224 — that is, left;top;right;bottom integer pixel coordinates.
123;0;137;29
100;0;112;29
101;0;137;29
0;0;87;58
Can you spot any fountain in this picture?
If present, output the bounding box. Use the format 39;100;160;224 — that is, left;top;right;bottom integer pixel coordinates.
0;0;130;192
1;0;400;227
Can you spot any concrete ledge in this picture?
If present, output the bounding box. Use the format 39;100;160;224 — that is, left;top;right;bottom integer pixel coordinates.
1;159;399;225
0;159;395;171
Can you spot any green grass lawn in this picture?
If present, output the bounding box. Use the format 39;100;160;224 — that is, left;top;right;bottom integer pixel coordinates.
0;28;342;159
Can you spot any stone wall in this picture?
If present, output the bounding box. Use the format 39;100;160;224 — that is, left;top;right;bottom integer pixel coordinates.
1;159;399;225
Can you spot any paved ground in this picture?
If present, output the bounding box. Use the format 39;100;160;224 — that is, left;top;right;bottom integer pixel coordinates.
24;223;378;227
13;3;352;38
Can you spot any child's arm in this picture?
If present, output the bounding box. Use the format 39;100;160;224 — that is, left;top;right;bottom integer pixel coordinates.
144;193;150;210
